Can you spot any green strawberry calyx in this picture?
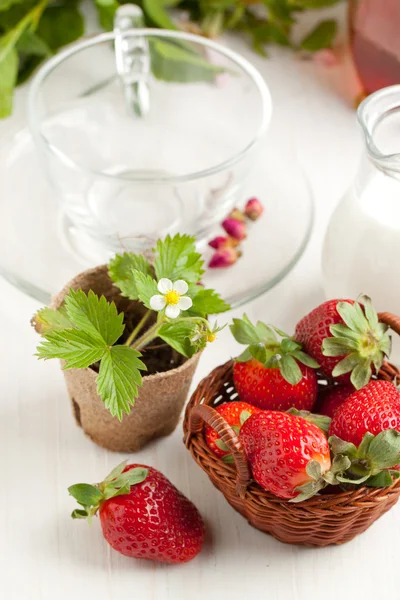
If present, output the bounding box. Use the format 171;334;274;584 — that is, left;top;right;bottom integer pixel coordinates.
230;315;319;386
68;461;148;522
286;408;331;435
290;454;351;503
322;296;391;389
328;431;400;487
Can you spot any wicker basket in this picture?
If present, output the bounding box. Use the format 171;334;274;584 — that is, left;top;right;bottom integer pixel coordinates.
183;312;400;547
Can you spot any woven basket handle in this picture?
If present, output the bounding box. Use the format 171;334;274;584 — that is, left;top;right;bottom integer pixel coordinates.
186;404;251;498
378;312;400;335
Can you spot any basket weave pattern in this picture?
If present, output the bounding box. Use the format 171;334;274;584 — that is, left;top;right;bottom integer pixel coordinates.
183;312;400;547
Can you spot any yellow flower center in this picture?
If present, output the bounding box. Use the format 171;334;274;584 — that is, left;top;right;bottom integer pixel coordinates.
165;290;180;305
207;333;216;343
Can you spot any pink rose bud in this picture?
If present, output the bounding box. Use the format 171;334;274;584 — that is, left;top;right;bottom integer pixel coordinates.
222;218;247;241
228;207;245;222
208;235;239;250
208;247;241;269
244;197;264;221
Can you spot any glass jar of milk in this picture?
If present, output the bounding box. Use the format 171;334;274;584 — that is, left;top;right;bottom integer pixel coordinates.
323;86;400;358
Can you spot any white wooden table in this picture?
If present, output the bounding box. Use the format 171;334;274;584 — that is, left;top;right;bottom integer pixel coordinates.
1;4;397;600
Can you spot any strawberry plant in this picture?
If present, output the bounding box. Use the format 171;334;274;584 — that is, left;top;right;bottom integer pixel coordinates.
34;233;229;420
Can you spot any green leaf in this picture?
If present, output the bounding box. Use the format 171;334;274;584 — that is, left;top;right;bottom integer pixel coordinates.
153;234;204;284
150;39;225;84
295;0;340;8
104;467;148;498
97;345;146;420
0;45;17;117
142;0;177;29
132;270;159;310
287;409;331;434
331;353;360;377
256;321;276;342
359;295;379;329
158;320;197;358
0;0;29;10
230;314;263;345
104;460;127;483
248;342;267;364
37;329;106;369
368;430;400;471
33;305;74;334
366;471;394;488
336;301;368;334
215;438;230;452
300;19;337;51
36;5;84;51
292;350;319;369
71;508;89;519
65;289;125;346
328;435;358;458
279;354;302;385
68;483;103;506
189;288;230;317
16;29;50;55
222;454;234;464
240;410;252;425
108;252;153;300
350;359;372;390
94;0;119;31
323;337;357;357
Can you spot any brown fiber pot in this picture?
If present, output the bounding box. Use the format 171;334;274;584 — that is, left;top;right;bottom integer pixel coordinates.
183;312;400;547
51;265;200;453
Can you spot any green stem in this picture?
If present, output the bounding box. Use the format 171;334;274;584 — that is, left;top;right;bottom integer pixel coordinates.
131;319;162;351
125;310;152;347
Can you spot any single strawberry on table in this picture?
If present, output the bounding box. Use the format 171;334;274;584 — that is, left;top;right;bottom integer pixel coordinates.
239;410;332;501
295;295;391;389
68;462;205;564
205;401;261;459
230;315;319;411
315;384;355;418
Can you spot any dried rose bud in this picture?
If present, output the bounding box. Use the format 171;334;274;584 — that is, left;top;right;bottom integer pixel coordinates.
222;218;247;241
208;235;239;250
244;197;264;221
228;207;245;222
208;247;241;269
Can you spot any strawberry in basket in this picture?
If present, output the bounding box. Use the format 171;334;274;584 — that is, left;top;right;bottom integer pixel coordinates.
205;401;261;460
230;315;319;411
295;296;391;389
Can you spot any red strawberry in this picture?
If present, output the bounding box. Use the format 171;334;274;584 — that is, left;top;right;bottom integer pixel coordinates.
329;380;400;446
295;296;391;389
230;315;319;411
205;401;262;458
240;411;331;501
315;384;355;418
68;462;205;564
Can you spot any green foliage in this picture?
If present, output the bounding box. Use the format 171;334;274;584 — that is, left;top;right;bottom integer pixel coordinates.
36;288;146;420
323;297;391;389
300;19;337;52
231;315;319;385
153;234;204;284
0;0;341;118
68;463;148;520
36;234;229;419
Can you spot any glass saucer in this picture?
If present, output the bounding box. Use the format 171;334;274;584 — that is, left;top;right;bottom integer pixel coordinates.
0;127;313;308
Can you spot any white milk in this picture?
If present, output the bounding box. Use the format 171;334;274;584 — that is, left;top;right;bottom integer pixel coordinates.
323;171;400;361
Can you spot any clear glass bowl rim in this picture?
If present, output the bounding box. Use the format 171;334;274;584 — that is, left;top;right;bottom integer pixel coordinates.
27;28;272;185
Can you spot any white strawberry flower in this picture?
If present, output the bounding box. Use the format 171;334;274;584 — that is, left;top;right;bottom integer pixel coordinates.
150;278;193;319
